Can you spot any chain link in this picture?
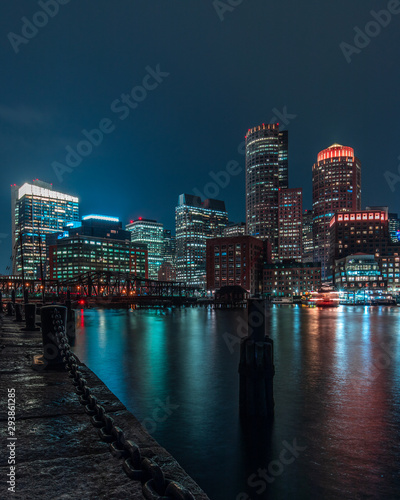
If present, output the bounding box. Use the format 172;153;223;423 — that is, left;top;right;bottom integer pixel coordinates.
50;309;195;500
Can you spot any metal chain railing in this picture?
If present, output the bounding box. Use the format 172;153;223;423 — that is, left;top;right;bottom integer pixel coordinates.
51;309;195;500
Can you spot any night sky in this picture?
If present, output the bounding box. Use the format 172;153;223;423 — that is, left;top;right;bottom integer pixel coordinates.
1;0;400;274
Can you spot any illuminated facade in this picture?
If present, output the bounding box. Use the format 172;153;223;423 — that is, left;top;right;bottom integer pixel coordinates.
49;236;147;280
245;124;288;258
329;210;389;263
312;144;361;280
223;222;246;237
302;209;314;263
175;194;228;287
263;261;321;296
125;218;164;280
206;235;269;294
278;188;302;261
11;180;79;278
330;210;400;291
333;254;385;291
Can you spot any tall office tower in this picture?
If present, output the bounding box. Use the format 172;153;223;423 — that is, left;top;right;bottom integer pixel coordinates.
162;229;176;264
312;144;361;280
125;218;164;280
278;130;289;189
245;123;288;259
302;209;314;263
11;180;79;278
175;194;228;287
278;188;303;261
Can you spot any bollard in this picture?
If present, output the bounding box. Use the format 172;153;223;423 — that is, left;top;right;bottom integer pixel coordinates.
66;308;76;342
24;288;29;304
24;303;39;331
11;289;16;304
7;302;13;317
238;299;275;418
14;303;23;322
0;291;2;313
32;305;68;370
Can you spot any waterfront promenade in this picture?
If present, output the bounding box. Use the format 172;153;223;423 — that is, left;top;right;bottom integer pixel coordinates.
0;312;209;499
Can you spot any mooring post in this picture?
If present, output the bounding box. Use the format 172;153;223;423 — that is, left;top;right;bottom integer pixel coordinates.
239;299;275;418
24;303;39;331
24;288;29;304
7;302;13;316
36;305;68;369
11;289;16;304
14;303;23;322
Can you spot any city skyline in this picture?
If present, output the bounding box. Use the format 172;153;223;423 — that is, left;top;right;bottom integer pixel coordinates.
1;1;400;274
5;130;400;278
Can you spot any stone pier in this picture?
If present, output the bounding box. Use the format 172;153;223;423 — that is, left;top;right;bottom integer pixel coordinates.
0;313;210;499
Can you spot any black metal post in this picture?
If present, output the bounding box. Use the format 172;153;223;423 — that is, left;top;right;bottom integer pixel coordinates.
238;299;275;418
24;303;39;331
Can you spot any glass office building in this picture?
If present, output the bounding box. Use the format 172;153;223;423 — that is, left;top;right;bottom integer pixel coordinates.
11;180;79;278
125;218;164;280
175;194;228;288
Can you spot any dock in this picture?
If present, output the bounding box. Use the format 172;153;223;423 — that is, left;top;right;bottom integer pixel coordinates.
0;312;210;499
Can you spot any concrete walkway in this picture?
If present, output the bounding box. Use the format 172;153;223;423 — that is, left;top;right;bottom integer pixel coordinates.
0;312;210;499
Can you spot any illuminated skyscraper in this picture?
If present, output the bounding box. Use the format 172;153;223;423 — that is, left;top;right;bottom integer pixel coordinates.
278;188;302;261
175;194;228;287
312;144;361;279
125;218;164;280
302;209;314;263
11;180;79;278
245;123;288;258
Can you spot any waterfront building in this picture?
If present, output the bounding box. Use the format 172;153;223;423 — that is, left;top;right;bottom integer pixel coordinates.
302;209;314;263
245;123;288;258
223;222;246;237
11;180;79;279
378;250;400;292
49;236;147;280
278;188;302;261
65;214;131;240
312;144;361;280
329;210;390;264
333;254;385;291
206;235;270;295
125;218;164;280
175;194;228;287
263;261;321;297
157;261;176;282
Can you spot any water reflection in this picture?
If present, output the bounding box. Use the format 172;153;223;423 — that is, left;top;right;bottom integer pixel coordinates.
73;306;400;499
